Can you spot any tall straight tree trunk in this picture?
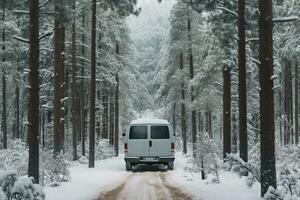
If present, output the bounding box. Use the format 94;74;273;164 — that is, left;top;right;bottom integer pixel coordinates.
28;0;39;183
15;80;20;139
295;63;299;145
173;102;176;134
223;67;231;159
258;0;277;195
284;60;292;145
114;43;120;156
53;18;65;155
180;52;187;154
238;0;248;162
279;73;283;144
89;0;96;168
81;13;86;156
232;113;238;153
71;0;78;161
102;85;109;139
2;0;7;149
205;109;213;138
187;15;197;157
198;112;203;132
109;90;115;146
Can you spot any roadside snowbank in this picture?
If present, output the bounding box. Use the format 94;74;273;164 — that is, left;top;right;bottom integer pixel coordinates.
45;156;130;200
167;153;261;200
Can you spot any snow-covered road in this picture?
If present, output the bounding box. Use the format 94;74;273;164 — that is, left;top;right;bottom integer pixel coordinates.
45;153;260;200
98;171;193;200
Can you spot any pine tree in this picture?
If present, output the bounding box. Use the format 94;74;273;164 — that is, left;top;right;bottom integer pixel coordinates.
259;0;277;195
53;1;66;155
28;0;40;183
1;0;7;150
238;0;248;163
71;0;78;161
223;66;231;159
114;43;120;156
295;63;299;145
180;52;187;154
89;0;96;168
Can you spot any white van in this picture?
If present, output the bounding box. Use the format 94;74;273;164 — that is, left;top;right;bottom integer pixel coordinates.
123;118;175;171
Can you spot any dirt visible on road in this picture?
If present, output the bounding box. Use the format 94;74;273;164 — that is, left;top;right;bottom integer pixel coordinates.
97;172;193;200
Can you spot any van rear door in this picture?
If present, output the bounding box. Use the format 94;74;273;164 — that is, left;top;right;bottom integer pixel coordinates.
149;126;172;157
127;126;149;157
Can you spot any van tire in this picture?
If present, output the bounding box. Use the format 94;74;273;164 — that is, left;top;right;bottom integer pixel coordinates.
126;162;132;171
168;162;174;170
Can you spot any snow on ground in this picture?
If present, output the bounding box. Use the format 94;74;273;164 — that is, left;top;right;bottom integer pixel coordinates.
45;153;261;200
168;153;261;200
45;156;130;200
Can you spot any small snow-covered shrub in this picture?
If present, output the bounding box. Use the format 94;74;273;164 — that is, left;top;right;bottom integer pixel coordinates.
186;132;222;183
0;188;7;200
264;186;283;200
0;171;17;200
224;153;261;187
40;152;70;186
0;140;28;175
95;139;115;160
78;156;88;164
12;177;45;200
0;171;44;200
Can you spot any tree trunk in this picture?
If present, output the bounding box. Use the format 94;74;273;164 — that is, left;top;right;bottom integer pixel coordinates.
258;0;277;194
198;112;203;132
173;102;176;135
81;13;86;157
53;18;65;155
2;0;7;149
114;44;120;156
295;63;298;145
180;52;187;154
279;73;283;144
232;112;237;153
109;89;115;146
71;0;78;161
28;0;40;183
187;15;197;157
102;85;109;139
15;83;20;139
89;0;96;168
284;60;292;145
223;67;231;159
238;0;248;163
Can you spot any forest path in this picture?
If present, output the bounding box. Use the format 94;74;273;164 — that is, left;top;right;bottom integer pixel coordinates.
97;170;194;200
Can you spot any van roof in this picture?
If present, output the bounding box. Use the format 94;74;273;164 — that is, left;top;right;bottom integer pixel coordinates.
130;118;169;125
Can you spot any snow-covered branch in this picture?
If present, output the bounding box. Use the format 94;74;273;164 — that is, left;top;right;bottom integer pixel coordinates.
246;38;259;43
39;0;53;8
39;32;53;41
13;35;29;43
216;6;238;18
273;16;299;23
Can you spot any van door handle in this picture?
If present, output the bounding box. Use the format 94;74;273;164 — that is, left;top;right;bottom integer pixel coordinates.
149;140;152;147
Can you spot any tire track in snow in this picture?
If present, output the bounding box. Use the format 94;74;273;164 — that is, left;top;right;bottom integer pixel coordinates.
97;172;193;200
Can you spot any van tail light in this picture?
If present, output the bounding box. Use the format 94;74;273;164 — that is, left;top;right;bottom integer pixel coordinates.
171;143;175;152
124;143;128;153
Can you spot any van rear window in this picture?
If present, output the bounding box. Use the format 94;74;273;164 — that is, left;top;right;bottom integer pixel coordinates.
151;126;169;139
129;126;147;139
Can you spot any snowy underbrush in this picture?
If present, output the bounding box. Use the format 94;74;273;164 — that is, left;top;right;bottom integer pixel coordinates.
0;140;70;187
76;138;115;164
224;144;300;200
0;140;28;176
40;152;70;187
0;171;45;200
185;132;223;183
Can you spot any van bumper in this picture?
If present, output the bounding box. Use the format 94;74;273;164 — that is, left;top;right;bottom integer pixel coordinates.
124;157;175;164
